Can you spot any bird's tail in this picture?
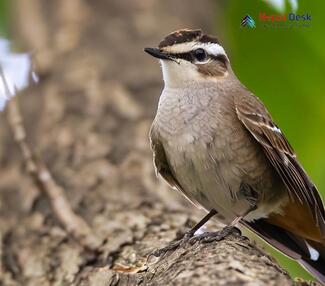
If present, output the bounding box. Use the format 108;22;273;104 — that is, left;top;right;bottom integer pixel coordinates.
242;219;325;284
299;241;325;284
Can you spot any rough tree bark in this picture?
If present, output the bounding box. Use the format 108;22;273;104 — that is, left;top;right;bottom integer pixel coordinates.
0;1;319;285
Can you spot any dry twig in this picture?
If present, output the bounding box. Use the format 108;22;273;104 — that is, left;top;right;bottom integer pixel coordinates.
2;77;100;250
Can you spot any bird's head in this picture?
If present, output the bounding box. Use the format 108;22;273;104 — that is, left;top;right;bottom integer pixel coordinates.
144;29;231;87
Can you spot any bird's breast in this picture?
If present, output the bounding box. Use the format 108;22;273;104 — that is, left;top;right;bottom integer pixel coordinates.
154;86;286;223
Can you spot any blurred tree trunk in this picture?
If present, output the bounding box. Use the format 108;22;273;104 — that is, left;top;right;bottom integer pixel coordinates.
0;1;317;285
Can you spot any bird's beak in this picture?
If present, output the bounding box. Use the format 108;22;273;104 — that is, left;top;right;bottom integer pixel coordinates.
144;48;172;60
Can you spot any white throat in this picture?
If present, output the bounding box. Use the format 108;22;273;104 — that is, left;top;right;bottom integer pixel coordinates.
160;60;199;88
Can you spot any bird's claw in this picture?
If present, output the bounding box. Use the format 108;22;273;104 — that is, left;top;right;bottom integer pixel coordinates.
151;230;194;258
150;226;241;260
189;226;241;244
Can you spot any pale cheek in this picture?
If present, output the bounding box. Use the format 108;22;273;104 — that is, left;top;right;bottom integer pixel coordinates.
161;61;199;87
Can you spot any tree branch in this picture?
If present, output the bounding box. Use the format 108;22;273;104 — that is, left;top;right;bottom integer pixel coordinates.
6;96;100;250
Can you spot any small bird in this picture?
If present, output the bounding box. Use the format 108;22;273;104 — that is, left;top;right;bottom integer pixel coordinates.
144;29;325;283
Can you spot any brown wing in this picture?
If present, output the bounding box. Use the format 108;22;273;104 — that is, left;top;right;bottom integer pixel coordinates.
149;125;201;207
235;93;325;237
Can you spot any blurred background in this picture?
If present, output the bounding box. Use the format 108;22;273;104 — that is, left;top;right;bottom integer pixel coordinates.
0;0;324;284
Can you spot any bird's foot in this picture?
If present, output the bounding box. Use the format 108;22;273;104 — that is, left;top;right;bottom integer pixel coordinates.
149;225;241;260
189;226;241;244
151;230;194;258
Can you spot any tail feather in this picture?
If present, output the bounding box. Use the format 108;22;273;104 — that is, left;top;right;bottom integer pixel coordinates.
300;241;325;284
243;219;309;260
242;219;325;284
299;258;325;284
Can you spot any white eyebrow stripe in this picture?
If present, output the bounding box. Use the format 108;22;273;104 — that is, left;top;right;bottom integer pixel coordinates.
162;42;228;59
162;42;197;53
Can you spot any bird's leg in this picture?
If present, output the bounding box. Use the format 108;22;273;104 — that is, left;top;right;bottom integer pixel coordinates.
183;208;218;238
151;209;218;257
192;185;259;243
189;216;243;244
190;204;257;244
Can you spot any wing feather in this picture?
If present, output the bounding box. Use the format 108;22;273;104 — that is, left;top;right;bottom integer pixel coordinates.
235;93;325;236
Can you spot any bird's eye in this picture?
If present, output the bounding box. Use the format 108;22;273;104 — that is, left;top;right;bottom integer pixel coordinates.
193;48;207;62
